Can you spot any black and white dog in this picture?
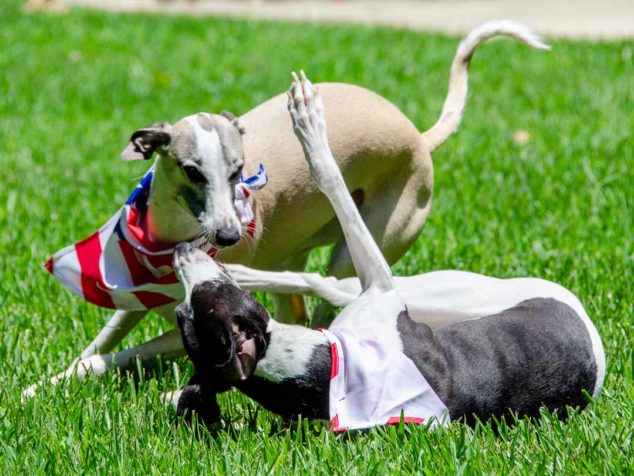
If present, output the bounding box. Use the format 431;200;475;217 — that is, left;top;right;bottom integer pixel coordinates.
170;72;605;430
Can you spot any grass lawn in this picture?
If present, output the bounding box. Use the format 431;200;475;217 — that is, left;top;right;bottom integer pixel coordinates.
1;1;632;473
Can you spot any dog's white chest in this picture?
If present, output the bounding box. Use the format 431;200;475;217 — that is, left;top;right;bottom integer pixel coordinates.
329;289;405;351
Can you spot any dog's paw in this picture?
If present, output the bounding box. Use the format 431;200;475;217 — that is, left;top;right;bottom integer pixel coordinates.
287;71;328;155
21;383;40;401
176;380;221;428
287;71;340;185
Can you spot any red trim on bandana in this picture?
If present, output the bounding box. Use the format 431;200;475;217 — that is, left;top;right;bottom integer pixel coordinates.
330;414;348;432
318;329;339;381
44;258;53;274
385;416;425;426
246;218;256;238
330;342;339;380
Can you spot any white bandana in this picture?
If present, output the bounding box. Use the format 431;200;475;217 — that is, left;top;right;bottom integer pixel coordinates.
321;328;450;432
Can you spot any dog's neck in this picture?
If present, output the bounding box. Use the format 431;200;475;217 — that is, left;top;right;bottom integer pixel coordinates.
145;156;201;243
255;320;329;382
237;320;332;420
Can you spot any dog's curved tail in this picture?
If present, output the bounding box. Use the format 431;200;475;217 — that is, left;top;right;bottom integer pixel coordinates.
421;20;550;152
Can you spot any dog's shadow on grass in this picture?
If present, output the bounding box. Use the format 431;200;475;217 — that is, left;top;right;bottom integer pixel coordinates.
104;360;334;442
169;390;378;444
173;404;595;447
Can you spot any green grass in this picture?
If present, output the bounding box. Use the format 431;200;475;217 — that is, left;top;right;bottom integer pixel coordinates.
1;1;633;473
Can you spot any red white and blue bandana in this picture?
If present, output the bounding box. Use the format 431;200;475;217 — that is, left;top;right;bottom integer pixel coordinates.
45;164;268;311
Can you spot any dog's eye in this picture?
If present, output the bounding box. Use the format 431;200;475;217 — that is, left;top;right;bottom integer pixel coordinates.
228;165;243;183
182;165;207;184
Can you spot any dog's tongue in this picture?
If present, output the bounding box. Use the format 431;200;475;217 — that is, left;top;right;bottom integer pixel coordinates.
236;338;257;380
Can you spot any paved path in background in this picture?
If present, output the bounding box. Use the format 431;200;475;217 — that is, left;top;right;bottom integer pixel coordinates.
30;0;634;40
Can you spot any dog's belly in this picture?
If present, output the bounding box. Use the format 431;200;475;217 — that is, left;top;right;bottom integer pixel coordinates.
402;298;600;425
394;271;589;326
218;83;432;270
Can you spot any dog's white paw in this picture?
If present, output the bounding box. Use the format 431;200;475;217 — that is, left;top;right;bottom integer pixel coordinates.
21;355;111;402
288;70;326;145
161;390;183;409
287;71;339;188
21;383;39;401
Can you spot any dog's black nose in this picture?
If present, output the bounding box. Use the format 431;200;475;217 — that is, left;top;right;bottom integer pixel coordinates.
215;228;241;247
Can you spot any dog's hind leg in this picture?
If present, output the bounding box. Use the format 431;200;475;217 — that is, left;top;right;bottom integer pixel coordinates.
226;264;359;307
288;72;394;294
270;254;311;324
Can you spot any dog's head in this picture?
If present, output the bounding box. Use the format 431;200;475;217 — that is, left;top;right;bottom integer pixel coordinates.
173;242;270;385
121;111;246;247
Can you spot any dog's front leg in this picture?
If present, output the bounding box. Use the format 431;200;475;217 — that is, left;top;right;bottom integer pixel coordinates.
79;309;148;358
22;329;184;398
22;309;147;398
288;72;394;294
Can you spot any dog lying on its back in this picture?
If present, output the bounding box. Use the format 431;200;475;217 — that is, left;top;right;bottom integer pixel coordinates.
169;73;605;430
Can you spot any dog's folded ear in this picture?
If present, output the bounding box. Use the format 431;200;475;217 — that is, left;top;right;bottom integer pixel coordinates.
220;110;245;135
121;122;172;161
176;302;200;361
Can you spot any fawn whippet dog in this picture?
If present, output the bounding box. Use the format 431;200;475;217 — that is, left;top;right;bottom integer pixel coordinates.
171;72;604;429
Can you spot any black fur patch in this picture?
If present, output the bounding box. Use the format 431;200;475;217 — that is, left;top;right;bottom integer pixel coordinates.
398;298;597;425
176;282;271;425
128;126;170;160
176;374;221;428
237;343;331;420
179;282;270;373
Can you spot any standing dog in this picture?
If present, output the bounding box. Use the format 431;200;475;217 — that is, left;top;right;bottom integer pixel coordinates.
171;73;604;429
26;21;549;397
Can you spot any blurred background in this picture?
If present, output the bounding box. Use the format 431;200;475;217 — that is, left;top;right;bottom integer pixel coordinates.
2;0;633;473
25;0;634;40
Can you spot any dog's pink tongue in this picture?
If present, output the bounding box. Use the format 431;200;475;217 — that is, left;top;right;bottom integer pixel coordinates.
237;338;257;380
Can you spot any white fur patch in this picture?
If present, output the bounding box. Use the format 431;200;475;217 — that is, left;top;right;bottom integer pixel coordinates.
184;115;239;233
185;115;223;168
254;320;328;382
174;247;225;302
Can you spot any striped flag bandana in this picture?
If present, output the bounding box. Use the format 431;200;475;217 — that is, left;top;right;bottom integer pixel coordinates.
45;164;268;311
